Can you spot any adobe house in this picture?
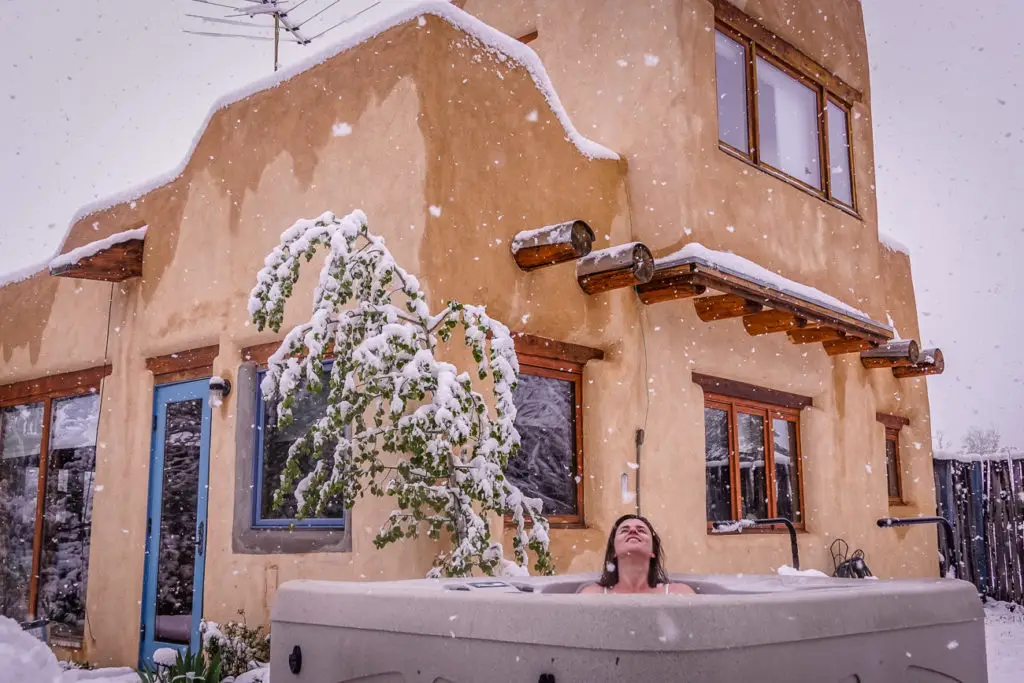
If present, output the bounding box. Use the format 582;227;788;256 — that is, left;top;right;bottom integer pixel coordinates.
0;0;945;667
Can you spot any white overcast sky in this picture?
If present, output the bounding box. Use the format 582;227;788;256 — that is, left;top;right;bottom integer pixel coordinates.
1;0;1021;450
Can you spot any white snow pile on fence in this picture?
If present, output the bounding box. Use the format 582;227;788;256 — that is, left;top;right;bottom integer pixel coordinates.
657;243;883;325
879;232;911;255
48;226;148;272
934;449;1024;462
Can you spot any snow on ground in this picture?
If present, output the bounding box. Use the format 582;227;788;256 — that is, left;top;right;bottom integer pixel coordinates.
985;600;1024;683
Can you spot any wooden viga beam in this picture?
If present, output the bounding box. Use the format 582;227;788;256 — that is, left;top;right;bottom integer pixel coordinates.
860;340;920;369
511;220;595;272
822;337;876;356
576;242;655;295
893;348;944;379
786;325;846;344
694;294;763;322
743;309;807;336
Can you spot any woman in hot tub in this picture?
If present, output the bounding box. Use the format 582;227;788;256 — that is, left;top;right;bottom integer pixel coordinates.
580;514;696;595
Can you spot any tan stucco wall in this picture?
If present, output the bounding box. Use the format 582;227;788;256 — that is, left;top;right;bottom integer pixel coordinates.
0;2;941;667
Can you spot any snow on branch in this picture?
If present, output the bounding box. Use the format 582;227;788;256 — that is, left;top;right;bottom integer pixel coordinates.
249;209;553;578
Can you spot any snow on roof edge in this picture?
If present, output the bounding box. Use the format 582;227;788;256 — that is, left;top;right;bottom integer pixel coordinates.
880;232;911;255
48;226;148;271
657;242;891;331
0;1;616;291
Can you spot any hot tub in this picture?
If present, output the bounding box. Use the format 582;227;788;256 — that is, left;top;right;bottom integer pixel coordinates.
269;572;986;682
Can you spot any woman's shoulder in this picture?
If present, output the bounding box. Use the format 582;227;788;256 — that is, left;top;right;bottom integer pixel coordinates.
578;583;605;594
664;582;697;595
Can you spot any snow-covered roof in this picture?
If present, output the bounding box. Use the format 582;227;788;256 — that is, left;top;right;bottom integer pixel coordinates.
47;225;147;273
1;1;617;289
656;242;888;330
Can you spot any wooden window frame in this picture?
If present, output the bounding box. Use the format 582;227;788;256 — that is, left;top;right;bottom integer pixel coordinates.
145;345;219;385
877;413;910;505
0;365;110;627
700;386;807;534
712;4;861;216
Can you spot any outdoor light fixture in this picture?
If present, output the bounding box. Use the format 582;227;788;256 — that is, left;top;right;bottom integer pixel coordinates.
208;375;232;407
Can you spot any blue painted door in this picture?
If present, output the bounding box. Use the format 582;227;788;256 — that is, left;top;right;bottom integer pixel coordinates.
139;379;213;667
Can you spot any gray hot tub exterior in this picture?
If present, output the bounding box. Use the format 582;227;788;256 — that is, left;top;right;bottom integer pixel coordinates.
269;573;987;682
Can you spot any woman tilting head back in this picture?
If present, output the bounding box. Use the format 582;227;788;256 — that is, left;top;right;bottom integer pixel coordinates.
580;514;695;595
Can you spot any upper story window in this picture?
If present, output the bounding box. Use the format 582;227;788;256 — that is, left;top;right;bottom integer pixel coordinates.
713;3;859;212
254;362;346;528
0;366;107;648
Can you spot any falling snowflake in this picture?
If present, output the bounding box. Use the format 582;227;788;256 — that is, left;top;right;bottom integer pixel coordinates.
525;109;539;122
644;54;660;66
429;205;442;217
332;122;353;137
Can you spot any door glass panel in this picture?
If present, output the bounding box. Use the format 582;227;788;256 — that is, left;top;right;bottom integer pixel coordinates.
772;418;801;523
155;399;202;644
0;402;44;623
38;394;100;644
704;407;732;521
737;412;768;520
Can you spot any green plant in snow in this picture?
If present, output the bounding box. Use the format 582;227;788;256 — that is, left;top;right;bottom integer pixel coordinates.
248;209;553;578
138;646;222;683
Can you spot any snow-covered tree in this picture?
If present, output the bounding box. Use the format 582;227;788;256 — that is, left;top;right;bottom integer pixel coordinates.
248;209;553;578
962;426;1001;455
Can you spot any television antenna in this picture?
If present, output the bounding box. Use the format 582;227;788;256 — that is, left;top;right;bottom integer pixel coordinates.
182;0;382;72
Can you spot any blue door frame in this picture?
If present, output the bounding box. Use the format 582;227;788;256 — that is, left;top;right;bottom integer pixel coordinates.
139;378;213;668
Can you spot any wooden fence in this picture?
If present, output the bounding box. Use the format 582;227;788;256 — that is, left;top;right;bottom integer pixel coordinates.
933;456;1024;605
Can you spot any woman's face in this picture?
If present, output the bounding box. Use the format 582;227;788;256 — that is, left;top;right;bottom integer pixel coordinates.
613;517;654;559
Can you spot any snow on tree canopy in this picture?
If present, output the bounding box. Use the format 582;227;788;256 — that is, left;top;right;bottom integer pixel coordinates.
249;209;552;578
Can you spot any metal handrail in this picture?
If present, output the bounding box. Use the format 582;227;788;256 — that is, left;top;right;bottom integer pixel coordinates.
876;516;959;578
712;518;800;570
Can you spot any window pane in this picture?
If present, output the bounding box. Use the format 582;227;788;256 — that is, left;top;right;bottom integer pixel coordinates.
715;31;749;152
38;394;99;645
756;57;822;189
704;407;732;521
772;418;801;523
737;412;768;520
258;371;345;522
507;373;578;517
827;101;853;205
0;402;43;623
155;399;202;644
885;438;901;500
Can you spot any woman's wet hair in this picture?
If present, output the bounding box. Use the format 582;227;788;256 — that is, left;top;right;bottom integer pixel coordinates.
596;513;669;588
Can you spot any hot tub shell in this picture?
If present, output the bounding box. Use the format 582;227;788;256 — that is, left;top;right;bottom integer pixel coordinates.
269;573;986;682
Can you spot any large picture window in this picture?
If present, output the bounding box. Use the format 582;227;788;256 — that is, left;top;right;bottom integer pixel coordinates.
254;363;346;528
714;10;857;211
504;335;601;528
703;393;804;528
0;367;106;647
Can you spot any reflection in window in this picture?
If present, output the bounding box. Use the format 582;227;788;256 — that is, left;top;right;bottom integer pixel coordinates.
737;413;767;520
506;373;578;517
704;407;732;522
256;366;345;526
38;394;99;643
715;30;749;153
703;394;803;525
0;403;44;623
757;57;822;189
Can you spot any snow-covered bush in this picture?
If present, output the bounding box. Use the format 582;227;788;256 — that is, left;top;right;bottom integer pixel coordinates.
202;616;269;678
249;209;552;577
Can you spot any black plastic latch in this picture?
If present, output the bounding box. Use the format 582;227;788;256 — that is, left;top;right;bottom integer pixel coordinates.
289;645;302;674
